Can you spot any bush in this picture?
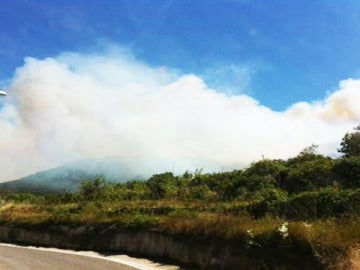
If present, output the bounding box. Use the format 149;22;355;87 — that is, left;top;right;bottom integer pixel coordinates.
248;188;288;218
6;193;44;204
282;188;360;220
282;155;335;193
333;156;360;188
248;188;360;220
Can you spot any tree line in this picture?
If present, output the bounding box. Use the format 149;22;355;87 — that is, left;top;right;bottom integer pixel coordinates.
5;125;360;220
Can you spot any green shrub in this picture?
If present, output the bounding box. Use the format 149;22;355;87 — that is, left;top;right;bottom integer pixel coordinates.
248;188;288;218
333;156;360;188
282;188;360;219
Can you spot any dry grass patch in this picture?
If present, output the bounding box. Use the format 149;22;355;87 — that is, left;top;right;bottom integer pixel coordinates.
159;213;283;239
0;203;50;224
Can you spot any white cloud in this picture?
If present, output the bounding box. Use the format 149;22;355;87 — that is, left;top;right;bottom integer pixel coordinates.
0;48;359;182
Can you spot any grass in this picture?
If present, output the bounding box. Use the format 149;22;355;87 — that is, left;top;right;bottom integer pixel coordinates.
0;199;356;242
1;198;359;268
159;212;283;239
0;202;50;225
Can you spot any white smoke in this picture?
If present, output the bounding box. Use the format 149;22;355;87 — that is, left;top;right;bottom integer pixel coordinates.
0;48;359;182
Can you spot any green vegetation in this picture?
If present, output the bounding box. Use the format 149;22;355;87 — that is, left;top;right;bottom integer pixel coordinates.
2;125;360;267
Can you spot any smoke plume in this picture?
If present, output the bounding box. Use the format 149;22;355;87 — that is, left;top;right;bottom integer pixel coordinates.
0;48;359;182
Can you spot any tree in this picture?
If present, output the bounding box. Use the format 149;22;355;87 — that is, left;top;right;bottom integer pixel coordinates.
333;156;360;188
242;159;287;199
147;172;178;199
80;177;105;200
299;144;319;156
283;152;335;193
245;159;286;184
338;125;360;157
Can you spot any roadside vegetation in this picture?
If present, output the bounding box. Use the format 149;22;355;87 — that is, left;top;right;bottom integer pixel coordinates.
1;125;360;267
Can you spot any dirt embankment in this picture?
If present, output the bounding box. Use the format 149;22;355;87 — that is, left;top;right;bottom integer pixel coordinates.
0;224;337;269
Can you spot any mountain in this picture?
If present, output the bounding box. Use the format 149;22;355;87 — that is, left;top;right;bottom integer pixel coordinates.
0;158;144;194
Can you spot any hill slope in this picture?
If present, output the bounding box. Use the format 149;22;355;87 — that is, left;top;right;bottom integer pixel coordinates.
0;158;144;194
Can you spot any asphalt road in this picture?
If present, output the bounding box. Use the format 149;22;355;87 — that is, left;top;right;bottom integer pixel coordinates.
0;245;141;270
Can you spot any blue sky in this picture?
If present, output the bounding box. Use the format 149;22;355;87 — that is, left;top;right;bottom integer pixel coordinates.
1;0;360;110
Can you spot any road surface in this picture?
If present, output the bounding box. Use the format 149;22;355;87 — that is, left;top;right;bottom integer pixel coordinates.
0;244;180;270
